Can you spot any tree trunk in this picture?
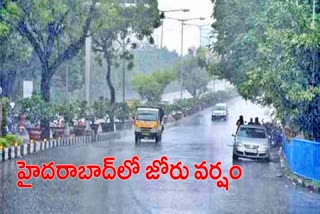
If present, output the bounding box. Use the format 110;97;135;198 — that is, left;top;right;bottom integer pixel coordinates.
192;89;197;97
0;70;17;98
40;67;52;140
0;102;2;137
106;54;115;104
105;54;115;124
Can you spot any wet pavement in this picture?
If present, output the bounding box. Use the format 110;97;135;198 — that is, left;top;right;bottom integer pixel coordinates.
1;97;320;214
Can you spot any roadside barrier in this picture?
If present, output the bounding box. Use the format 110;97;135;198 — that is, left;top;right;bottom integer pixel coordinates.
0;130;128;162
282;137;320;182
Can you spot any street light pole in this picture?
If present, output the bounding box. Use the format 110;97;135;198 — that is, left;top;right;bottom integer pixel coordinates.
312;0;315;29
85;35;91;106
0;86;2;137
183;23;210;47
122;39;126;103
159;9;190;49
166;16;205;100
85;34;92;132
180;20;184;99
160;22;164;48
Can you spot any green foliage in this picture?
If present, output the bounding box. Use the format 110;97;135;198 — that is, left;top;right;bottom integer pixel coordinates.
161;89;238;115
0;138;9;148
55;103;75;125
180;53;210;97
18;94;55;126
74;100;89;120
92;97;109;119
92;0;160;104
212;0;320;139
5;134;23;146
132;69;176;102
114;102;130;122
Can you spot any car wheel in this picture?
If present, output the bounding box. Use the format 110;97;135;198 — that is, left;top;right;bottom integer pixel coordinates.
224;116;227;121
232;153;238;160
265;155;270;162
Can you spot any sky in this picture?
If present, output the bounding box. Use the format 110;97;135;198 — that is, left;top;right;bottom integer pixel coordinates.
153;0;214;55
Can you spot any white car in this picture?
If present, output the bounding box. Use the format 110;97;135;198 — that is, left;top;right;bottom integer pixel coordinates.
232;125;270;161
211;103;228;121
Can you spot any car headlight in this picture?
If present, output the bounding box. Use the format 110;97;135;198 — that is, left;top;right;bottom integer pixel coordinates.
260;145;268;149
236;141;244;147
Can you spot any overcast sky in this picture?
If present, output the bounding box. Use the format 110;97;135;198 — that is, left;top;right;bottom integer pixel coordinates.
154;0;214;55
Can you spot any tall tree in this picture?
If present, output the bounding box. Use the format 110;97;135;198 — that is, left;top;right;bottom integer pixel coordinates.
0;30;31;98
92;0;160;122
180;48;210;97
212;0;320;139
132;69;176;102
0;0;101;138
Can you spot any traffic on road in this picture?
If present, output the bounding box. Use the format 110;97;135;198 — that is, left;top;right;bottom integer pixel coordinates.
1;97;319;213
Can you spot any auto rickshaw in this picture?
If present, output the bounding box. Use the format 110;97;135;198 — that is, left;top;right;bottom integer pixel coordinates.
134;106;164;144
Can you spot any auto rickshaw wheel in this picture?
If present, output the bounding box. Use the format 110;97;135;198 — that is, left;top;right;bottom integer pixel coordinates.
135;135;140;144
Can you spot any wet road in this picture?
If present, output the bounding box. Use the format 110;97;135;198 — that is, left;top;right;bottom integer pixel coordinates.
1;97;320;214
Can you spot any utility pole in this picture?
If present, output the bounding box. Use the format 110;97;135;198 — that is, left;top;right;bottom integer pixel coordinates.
183;23;210;48
122;39;126;103
180;20;184;100
85;34;92;132
65;66;69;103
312;0;316;29
85;36;91;106
0;86;2;137
159;9;190;49
160;21;164;48
166;16;205;100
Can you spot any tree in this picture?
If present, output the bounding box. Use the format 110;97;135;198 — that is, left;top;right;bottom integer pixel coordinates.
0;30;31;98
212;0;320;139
92;1;160;102
92;1;160;122
180;48;210;97
132;69;176;102
0;0;102;138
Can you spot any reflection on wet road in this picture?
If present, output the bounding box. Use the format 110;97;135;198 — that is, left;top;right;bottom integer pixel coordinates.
0;97;319;214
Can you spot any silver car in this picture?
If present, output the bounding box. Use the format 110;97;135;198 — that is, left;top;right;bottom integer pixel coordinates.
211;103;228;121
232;125;270;161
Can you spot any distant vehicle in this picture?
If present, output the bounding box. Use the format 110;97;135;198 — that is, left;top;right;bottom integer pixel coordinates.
134;106;164;144
232;125;270;161
211;103;228;121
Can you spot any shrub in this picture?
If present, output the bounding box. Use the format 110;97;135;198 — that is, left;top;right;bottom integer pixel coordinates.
5;134;23;146
0;138;9;149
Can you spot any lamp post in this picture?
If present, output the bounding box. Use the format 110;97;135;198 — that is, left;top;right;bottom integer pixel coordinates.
312;0;316;29
183;23;211;47
0;86;2;136
166;17;205;99
159;9;190;48
84;34;92;133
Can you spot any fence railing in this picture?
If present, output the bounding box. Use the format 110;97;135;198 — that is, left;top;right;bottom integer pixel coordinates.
282;137;320;182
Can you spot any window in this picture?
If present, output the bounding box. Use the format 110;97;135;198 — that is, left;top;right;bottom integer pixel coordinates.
136;111;158;121
214;105;226;111
237;127;266;139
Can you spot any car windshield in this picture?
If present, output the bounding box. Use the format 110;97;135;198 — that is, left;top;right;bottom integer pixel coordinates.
136;111;158;121
237;127;266;139
214;106;225;111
